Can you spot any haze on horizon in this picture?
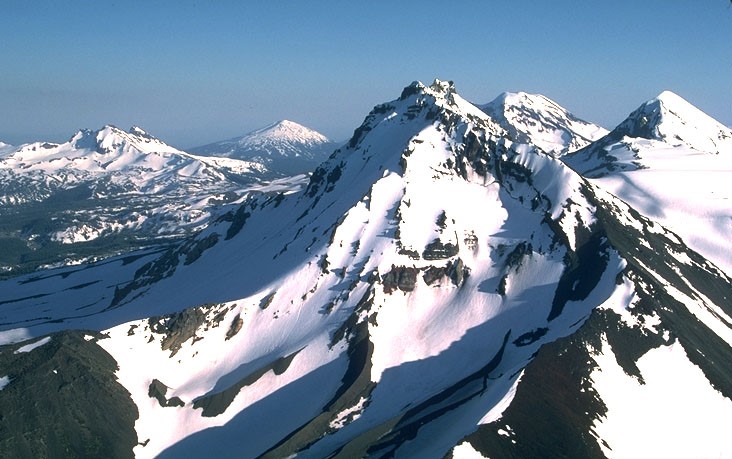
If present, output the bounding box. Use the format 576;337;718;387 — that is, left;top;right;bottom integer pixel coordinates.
1;0;730;149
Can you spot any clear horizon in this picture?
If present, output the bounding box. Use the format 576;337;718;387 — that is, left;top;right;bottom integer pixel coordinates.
2;1;731;149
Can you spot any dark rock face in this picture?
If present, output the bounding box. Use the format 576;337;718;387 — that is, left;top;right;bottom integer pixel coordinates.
0;331;138;459
192;348;304;418
423;258;470;288
547;228;610;322
422;265;444;286
456;312;610;459
225;314;243;340
504;242;533;270
382;265;419;293
148;379;184;408
259;293;275;310
184;233;219;265
422;239;459;260
225;206;252;240
149;308;207;357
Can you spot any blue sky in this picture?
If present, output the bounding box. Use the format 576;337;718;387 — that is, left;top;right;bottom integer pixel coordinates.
1;0;731;147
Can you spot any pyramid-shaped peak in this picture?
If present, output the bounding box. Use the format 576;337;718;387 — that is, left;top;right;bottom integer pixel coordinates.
264;119;309;131
655;90;686;104
246;119;330;144
642;90;708;119
610;91;732;151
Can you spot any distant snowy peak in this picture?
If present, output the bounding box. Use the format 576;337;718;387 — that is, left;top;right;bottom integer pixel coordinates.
239;119;331;152
608;90;732;153
564;91;732;178
0;124;266;198
480;91;607;156
4;124;184;169
190;120;335;177
2;124;258;174
67;124;183;157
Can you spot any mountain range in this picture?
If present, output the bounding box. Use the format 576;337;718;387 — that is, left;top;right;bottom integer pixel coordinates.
0;123;320;277
0;80;730;459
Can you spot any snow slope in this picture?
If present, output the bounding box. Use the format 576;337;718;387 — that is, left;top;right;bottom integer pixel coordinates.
591;337;732;459
480;91;607;156
448;182;732;459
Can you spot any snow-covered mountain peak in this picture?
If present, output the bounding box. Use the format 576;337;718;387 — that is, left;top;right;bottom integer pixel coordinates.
611;90;732;153
494;91;555;108
305;78;592;259
0;123;264;199
245;119;330;146
190;120;336;177
97;125;180;155
212;119;330;154
59;124;179;158
479;91;607;156
0;123;275;270
655;89;687;105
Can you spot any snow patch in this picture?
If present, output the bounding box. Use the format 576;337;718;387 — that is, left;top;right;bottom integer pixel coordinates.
14;336;51;354
452;441;490;459
329;396;368;430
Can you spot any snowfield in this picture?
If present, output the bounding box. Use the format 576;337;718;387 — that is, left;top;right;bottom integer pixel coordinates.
591;337;732;459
